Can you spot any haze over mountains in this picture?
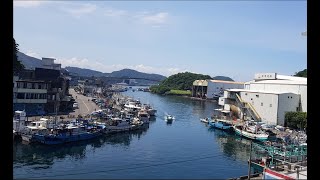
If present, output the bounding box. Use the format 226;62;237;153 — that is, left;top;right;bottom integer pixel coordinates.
17;51;234;82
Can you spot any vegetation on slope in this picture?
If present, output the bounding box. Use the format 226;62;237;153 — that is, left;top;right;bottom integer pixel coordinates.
150;72;212;95
165;90;192;96
13;38;25;75
294;69;307;78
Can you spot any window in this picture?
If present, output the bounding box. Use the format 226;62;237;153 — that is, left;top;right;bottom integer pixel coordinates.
245;93;248;95
288;96;290;98
256;95;259;98
32;83;35;89
26;93;31;99
38;84;42;89
251;98;253;100
17;93;25;99
27;83;32;89
261;102;263;106
291;96;293;98
17;82;20;88
270;104;272;107
23;82;27;88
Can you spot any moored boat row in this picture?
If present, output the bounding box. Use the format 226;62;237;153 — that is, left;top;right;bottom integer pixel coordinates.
13;93;156;145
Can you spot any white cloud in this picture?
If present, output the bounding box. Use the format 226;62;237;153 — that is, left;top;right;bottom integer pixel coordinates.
104;8;127;17
138;12;169;26
25;50;41;59
14;1;46;8
61;3;97;18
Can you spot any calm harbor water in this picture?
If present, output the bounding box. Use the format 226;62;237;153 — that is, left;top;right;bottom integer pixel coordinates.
13;88;252;179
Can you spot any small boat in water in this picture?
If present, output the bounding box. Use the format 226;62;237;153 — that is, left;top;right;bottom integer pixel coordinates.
208;119;233;130
200;117;210;123
165;114;175;121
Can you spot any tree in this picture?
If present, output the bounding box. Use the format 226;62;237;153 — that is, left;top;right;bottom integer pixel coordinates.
13;38;25;75
285;112;307;130
294;69;307;78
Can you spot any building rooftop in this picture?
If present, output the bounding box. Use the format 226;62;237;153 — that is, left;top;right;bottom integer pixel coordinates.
210;79;244;84
226;89;298;95
246;74;307;85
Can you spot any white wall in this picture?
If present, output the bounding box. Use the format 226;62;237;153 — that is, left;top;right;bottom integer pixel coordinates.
247;83;307;112
240;92;279;125
277;93;300;126
207;82;244;98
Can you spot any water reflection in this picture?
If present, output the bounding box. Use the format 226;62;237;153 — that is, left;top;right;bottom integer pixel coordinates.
13;124;150;169
208;128;251;162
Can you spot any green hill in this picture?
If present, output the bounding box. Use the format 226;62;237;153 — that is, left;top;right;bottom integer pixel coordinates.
150;72;212;95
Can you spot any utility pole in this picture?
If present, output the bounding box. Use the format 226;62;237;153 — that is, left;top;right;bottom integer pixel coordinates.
248;140;253;180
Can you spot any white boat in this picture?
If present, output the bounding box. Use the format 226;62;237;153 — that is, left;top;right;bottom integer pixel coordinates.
233;125;269;141
138;110;150;124
200;117;210;123
104;118;138;133
165;114;175;121
142;104;157;116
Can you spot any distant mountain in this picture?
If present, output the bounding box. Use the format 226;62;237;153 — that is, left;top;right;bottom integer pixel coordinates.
17;51;44;69
212;76;234;81
108;69;166;81
65;66;106;77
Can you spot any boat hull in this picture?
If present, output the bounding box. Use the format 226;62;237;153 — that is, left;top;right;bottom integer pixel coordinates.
234;126;268;141
208;121;232;130
33;132;101;145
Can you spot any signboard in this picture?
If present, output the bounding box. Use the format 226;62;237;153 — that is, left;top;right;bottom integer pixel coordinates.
254;73;277;80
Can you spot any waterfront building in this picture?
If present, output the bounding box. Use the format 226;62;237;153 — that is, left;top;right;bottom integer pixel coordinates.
192;79;244;99
13;76;48;116
13;57;72;115
217;73;307;126
244;73;307;112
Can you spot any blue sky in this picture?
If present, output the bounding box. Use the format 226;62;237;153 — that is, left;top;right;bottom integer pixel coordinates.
14;1;306;81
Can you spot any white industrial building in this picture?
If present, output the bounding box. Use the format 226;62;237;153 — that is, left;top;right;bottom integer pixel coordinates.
192;79;244;99
244;73;307;112
218;73;307;126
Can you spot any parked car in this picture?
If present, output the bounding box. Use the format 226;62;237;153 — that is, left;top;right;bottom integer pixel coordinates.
73;103;79;108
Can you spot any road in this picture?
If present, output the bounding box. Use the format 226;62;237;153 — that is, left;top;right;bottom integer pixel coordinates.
69;88;100;117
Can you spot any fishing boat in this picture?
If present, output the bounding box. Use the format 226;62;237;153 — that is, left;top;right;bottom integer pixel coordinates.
141;104;157;116
208;119;233;130
137;110;150;124
104;118;139;133
233;124;269;141
32;123;102;145
165;114;175;121
200;117;209;123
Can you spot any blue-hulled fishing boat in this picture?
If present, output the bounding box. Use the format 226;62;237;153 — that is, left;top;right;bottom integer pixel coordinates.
208;119;233;130
33;125;102;145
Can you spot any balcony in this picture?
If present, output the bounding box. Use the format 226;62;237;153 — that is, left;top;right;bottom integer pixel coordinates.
13;99;47;104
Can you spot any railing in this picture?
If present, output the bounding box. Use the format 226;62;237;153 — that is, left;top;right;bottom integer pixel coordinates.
235;93;261;121
246;102;261;121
